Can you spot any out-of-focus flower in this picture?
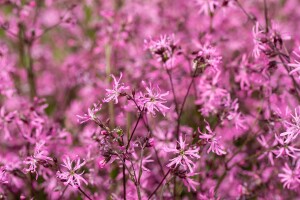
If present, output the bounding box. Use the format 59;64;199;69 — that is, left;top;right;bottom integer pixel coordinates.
252;22;266;58
193;43;222;71
0;106;15;140
226;99;247;130
257;135;275;165
103;73;129;104
164;136;200;172
57;156;88;187
199;123;226;155
145;34;177;63
278;163;300;189
288;47;300;76
24;140;53;179
77;103;102;124
195;0;219;15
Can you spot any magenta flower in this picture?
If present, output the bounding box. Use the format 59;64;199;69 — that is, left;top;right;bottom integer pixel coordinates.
257;135;275;165
278;163;300;190
103;73;129;104
181;172;200;192
164;136;200;172
280;107;300;144
0;107;15;140
195;0;219;15
252;22;265;58
140;84;169;116
198;123;226;156
144;34;177;62
24;140;53;179
274;134;300;159
76;103;102;124
288;48;300;76
0;168;8;185
194;43;222;70
57;156;88;187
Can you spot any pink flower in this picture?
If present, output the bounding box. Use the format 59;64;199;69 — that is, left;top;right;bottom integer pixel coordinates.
164;136;200;172
257;135;275;165
144;34;177;62
195;0;219;15
24;140;53;179
274;134;300;159
181;172;200;192
280;107;300;143
193;43;222;71
57;156;88;187
103;73;129;104
198;123;226;155
140;84;169;116
76;103;102;124
226;99;247;130
288;47;300;76
0;107;15;140
0;168;8;185
278;163;300;189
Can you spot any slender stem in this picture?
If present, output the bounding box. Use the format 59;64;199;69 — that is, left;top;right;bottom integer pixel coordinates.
263;0;269;33
58;185;69;200
148;170;171;199
78;187;92;200
105;44;115;127
235;0;256;24
164;65;179;115
175;69;198;139
126;110;143;150
123;162;127;200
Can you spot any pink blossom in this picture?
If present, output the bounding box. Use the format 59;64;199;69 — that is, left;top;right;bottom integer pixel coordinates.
140;84;169;116
103;73;129;104
57;156;88;187
164;136;200;172
278;163;300;190
76;103;102;124
24;140;53;179
198;123;226;155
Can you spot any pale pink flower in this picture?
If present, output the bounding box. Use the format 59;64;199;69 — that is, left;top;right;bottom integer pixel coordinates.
164;136;200;172
103;73;129;104
257;135;275;165
57;156;88;187
76;103;102;124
